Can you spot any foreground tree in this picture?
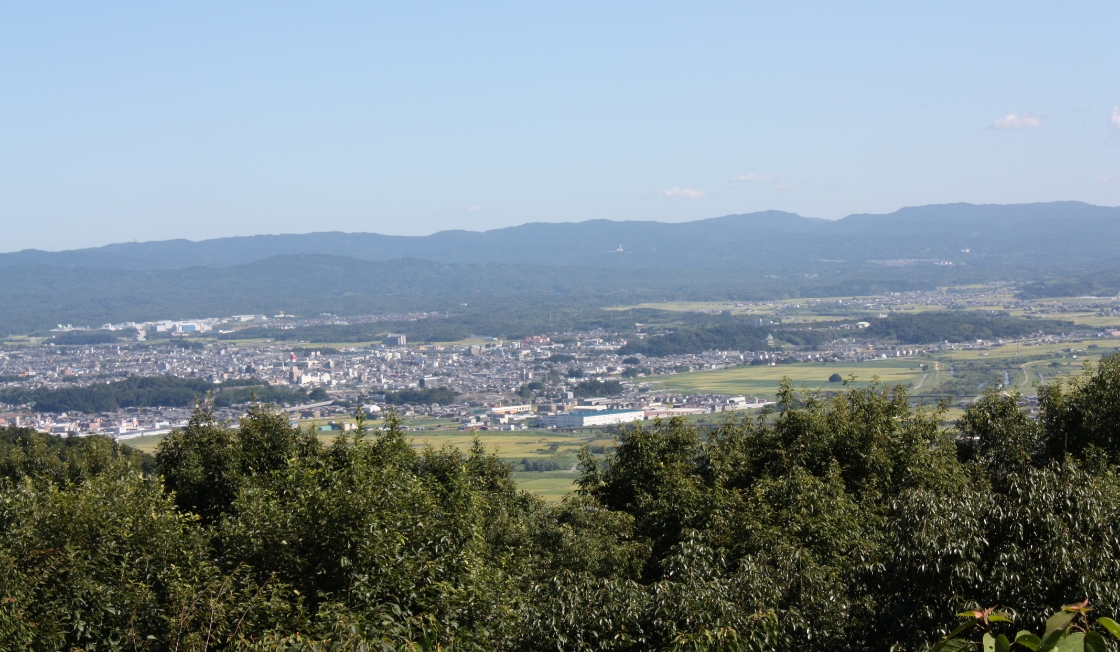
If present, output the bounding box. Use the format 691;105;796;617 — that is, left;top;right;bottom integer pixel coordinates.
3;358;1120;649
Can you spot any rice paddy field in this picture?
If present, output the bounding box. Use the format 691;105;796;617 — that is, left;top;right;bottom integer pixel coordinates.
648;338;1120;402
651;358;927;396
610;294;1120;330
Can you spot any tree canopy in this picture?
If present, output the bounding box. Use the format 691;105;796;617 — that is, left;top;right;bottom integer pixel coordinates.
618;323;830;357
4;358;1120;649
866;311;1072;344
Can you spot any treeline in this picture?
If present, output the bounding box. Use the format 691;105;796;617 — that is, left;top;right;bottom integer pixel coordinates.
47;329;136;345
520;458;566;472
571;379;623;397
1019;268;1120;299
0;426;156;477
617;322;830;357
0;376;322;413
866;310;1073;344
613;311;1077;356
220;307;672;344
382;386;459;406
212;384;327;408
5;359;1120;648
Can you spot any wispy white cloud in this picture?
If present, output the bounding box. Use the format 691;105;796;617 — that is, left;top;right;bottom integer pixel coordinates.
1095;174;1115;182
467;205;485;212
732;172;804;189
663;187;706;199
1110;106;1120;129
991;113;1042;129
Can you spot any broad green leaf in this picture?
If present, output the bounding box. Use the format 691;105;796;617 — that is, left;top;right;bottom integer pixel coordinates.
1015;631;1042;651
1057;632;1085;652
1083;631;1107;652
1039;629;1067;652
1097;617;1120;641
994;634;1011;652
989;614;1013;623
946;621;979;639
1046;611;1077;638
984;632;996;652
934;640;976;652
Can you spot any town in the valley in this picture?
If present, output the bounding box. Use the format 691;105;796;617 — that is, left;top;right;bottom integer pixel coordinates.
2;286;1119;444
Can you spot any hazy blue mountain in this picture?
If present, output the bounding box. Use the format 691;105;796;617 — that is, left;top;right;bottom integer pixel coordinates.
0;254;965;334
4;202;1118;271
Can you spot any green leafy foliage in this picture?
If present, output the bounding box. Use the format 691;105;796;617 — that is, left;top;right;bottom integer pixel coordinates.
935;601;1120;652
0;425;155;484
1038;354;1120;463
4;361;1120;648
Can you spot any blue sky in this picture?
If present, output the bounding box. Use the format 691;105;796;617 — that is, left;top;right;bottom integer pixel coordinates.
2;1;1119;251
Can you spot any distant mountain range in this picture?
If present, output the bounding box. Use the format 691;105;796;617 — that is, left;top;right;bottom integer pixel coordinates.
0;255;952;335
1;201;1117;333
4;201;1119;272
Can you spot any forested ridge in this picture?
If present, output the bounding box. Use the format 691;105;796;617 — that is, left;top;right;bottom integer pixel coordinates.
613;312;1070;357
1019;268;1120;299
4;358;1120;649
866;311;1074;344
0;255;957;335
0;376;326;413
617;323;831;357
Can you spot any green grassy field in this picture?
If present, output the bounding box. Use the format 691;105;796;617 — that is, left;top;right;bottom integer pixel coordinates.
608;295;1120;330
647;338;1120;401
510;471;579;501
122;434;169;454
650;357;928;397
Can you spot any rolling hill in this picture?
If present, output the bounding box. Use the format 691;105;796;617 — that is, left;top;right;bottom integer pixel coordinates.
4;201;1118;272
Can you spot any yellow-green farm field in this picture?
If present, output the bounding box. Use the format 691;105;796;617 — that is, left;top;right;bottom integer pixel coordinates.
650;358;928;397
122;434;170;454
607;295;1120;330
405;430;584;458
510;471;580;501
648;338;1120;400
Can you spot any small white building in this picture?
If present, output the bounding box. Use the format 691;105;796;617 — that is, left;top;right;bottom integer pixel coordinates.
542;409;644;428
490;404;533;415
